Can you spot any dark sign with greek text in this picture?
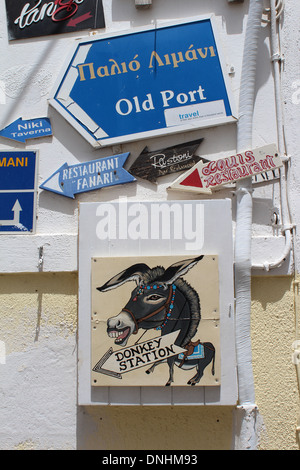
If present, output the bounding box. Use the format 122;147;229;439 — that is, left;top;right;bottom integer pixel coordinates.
129;139;205;183
5;0;105;40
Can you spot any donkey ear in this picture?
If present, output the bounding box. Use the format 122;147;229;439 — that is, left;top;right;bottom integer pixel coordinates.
97;263;150;292
157;255;204;284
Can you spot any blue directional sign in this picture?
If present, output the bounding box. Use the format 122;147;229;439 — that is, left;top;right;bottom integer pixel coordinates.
40;153;135;198
49;17;237;147
0;151;37;233
0;117;52;143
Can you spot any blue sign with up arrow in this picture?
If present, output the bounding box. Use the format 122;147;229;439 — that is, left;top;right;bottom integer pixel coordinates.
40;153;135;198
0;151;37;233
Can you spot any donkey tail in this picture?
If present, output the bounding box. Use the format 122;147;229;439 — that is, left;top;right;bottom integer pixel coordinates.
211;349;215;376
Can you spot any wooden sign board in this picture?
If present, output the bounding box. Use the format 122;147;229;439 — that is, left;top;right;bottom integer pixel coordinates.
128;139;205;183
169;144;281;193
91;255;220;387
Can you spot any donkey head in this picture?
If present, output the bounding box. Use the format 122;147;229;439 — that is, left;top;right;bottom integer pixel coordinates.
97;256;203;346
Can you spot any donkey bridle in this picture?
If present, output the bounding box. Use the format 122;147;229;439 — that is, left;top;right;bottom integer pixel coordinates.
122;285;173;334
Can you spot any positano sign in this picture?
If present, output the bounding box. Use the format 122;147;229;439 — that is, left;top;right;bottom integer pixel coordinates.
50;16;237;147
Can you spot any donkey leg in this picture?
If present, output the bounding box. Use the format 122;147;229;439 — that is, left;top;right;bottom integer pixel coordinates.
166;357;175;386
187;370;203;385
187;363;203;386
145;359;164;374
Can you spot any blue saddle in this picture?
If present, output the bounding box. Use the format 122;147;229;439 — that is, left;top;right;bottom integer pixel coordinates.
178;343;204;360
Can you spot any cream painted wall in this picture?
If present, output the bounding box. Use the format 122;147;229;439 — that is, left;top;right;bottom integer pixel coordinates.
251;275;299;451
0;273;78;450
0;273;299;450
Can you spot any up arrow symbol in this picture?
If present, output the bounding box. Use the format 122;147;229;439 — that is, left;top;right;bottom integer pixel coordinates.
12;200;22;225
0;199;22;226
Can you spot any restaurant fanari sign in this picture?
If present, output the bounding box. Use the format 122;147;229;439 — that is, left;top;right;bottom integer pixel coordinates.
49;16;237;147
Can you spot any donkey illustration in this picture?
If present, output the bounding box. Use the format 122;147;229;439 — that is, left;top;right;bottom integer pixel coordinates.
97;255;215;386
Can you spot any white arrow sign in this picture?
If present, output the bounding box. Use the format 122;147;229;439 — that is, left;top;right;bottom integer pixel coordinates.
93;331;186;379
0;199;22;226
168;144;281;193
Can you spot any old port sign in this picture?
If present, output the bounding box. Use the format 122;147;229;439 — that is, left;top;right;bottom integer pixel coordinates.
49;16;237;147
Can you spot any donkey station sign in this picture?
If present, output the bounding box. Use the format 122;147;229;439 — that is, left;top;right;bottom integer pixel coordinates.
50;16;236;147
91;255;220;387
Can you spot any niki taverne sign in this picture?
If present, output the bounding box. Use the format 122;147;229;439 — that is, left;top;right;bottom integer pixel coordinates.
5;0;105;40
40;152;135;198
49;16;236;147
169;144;282;193
0;117;52;143
128;139;205;183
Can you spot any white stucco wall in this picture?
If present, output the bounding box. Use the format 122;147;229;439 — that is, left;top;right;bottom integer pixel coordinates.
1;0;297;275
0;0;300;450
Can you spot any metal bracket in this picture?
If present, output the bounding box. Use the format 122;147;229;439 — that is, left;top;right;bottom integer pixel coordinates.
135;0;152;8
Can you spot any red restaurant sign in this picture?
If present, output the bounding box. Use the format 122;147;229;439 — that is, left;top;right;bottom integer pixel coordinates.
169;144;281;193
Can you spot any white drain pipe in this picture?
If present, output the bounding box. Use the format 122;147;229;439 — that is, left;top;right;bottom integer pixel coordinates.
252;0;292;272
232;0;264;450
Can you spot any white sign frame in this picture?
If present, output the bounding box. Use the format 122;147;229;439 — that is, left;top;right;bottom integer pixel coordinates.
78;199;237;405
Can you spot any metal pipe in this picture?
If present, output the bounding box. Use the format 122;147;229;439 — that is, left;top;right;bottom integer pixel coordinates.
232;0;264;450
252;0;293;272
